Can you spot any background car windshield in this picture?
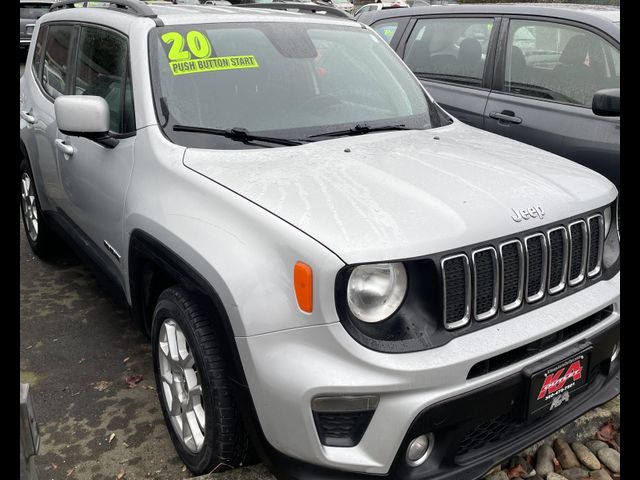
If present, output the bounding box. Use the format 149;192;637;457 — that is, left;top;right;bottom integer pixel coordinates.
149;22;437;147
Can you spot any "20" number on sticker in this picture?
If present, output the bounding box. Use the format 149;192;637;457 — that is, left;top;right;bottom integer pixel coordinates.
161;31;213;61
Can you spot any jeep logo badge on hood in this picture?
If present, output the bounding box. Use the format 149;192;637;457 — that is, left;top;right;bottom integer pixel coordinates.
511;205;545;222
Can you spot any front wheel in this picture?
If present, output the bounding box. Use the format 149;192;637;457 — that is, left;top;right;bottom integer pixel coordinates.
152;286;250;475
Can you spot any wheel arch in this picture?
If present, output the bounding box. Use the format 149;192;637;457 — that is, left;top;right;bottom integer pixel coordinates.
128;228;248;387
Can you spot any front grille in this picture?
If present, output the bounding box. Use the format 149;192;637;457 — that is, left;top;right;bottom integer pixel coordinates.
456;414;523;458
441;213;604;329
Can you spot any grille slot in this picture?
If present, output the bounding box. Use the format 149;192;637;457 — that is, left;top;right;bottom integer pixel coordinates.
587;214;603;277
441;254;471;330
525;234;547;303
547;226;568;294
568;220;587;286
472;247;498;320
499;240;524;312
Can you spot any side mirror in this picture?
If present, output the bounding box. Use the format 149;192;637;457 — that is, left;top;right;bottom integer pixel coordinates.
54;95;119;148
592;88;620;117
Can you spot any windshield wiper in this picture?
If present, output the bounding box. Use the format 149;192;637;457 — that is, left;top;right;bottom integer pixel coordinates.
306;123;413;140
173;125;302;147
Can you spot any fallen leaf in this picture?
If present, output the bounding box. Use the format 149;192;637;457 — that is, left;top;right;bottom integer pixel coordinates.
26;345;33;350
108;433;116;444
52;463;58;470
182;465;187;472
123;442;129;448
125;375;144;388
116;469;125;479
53;338;59;342
78;358;85;364
94;381;110;392
66;467;75;477
123;357;130;363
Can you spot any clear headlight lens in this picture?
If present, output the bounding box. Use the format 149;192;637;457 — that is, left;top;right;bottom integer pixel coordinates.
347;263;408;323
604;205;612;237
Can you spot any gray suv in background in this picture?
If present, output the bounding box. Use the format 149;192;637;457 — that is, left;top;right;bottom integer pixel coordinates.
360;4;620;188
20;0;55;51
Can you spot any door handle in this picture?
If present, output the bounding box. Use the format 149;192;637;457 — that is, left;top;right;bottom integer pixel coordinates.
489;111;523;125
55;139;75;157
20;110;36;124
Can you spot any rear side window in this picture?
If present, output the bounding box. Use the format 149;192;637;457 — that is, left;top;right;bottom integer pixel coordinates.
504;20;620;107
372;21;400;44
404;17;495;87
74;26;133;134
41;24;74;98
32;24;48;79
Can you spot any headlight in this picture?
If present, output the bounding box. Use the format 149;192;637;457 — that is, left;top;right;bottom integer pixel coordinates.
604;205;612;238
347;263;408;323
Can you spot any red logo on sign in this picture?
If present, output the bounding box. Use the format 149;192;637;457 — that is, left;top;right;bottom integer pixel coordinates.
537;360;583;400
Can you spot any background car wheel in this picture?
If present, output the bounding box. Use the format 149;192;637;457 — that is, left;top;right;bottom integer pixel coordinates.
19;157;61;259
152;286;250;475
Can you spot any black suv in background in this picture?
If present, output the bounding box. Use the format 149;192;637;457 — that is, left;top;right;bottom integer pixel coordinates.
361;4;620;188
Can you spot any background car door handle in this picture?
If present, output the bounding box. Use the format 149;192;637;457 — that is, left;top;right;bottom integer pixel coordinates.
20;110;36;124
489;111;523;125
55;139;75;157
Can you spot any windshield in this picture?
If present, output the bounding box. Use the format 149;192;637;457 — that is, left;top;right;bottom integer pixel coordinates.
149;22;442;149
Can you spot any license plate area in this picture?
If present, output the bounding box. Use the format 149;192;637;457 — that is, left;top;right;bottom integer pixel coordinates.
526;347;591;420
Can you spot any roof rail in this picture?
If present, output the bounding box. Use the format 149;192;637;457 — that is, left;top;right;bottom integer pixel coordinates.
50;0;159;19
236;2;354;20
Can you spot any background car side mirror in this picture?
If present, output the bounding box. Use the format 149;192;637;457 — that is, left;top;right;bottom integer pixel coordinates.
592;88;620;117
54;96;119;148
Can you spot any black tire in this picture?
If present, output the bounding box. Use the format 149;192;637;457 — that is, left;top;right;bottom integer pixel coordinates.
151;286;250;475
19;156;61;259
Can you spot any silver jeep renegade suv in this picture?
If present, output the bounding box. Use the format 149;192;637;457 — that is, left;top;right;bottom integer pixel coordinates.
19;1;620;478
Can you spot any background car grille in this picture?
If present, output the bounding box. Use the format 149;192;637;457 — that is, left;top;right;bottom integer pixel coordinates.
441;214;603;330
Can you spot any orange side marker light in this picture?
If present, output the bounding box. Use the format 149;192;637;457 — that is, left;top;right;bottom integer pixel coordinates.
294;262;313;313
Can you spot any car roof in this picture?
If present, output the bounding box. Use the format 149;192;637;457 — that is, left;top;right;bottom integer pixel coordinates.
148;4;359;26
20;0;56;4
360;3;619;39
42;2;359;29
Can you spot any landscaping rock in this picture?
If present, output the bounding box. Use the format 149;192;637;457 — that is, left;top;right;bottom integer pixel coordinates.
559;466;589;480
484;471;509;480
585;441;608;454
554;438;580;469
571;442;601;470
547;473;569;480
596;448;620;473
589;470;613;480
536;444;556;478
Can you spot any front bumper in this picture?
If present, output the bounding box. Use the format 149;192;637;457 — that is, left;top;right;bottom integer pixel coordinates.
235;272;619;478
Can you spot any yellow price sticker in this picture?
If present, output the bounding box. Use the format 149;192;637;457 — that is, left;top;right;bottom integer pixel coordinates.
161;31;259;76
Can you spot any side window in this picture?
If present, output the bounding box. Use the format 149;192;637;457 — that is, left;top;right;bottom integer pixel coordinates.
41;24;74;98
404;17;495;87
504;20;620;107
32;24;48;79
74;26;133;134
372;21;400;45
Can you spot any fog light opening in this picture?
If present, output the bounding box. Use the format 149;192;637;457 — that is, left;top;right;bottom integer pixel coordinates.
611;342;620;362
406;433;434;467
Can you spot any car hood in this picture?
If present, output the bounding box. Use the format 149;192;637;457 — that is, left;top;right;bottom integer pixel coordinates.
183;121;616;264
